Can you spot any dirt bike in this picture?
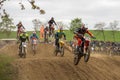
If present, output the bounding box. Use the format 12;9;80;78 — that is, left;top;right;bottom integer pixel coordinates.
49;25;55;38
72;37;91;65
31;39;37;55
19;42;27;58
44;31;49;43
54;39;65;57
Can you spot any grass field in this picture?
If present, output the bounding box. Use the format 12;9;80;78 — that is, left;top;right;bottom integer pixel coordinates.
0;30;120;42
90;30;120;42
0;54;15;80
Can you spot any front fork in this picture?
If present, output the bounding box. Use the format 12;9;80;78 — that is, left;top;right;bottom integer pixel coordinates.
22;46;26;53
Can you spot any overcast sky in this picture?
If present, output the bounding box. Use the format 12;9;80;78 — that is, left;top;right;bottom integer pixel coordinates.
1;0;120;30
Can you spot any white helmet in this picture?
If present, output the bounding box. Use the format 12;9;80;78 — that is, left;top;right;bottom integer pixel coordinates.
33;31;36;34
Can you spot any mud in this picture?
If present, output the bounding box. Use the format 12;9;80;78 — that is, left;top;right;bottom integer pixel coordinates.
0;42;120;80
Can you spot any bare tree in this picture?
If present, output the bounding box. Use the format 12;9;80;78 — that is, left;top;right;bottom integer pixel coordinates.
109;20;119;42
94;22;106;41
0;0;45;14
0;9;15;37
0;0;6;9
19;2;25;10
0;0;7;4
32;19;41;32
56;21;68;30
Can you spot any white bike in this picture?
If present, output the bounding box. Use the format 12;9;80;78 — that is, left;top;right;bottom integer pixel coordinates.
19;42;27;58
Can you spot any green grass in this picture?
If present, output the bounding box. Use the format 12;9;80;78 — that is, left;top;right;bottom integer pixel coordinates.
64;30;74;40
64;30;120;42
0;30;120;42
0;54;15;80
90;30;120;42
0;32;16;39
0;31;40;39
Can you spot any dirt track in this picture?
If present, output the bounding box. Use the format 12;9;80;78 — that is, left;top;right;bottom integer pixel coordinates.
0;42;120;80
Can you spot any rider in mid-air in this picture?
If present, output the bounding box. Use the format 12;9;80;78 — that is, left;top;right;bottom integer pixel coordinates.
16;21;25;38
48;17;57;36
55;27;66;49
48;17;57;30
73;24;96;53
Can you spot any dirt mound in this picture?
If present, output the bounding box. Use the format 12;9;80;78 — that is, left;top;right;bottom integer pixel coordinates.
0;42;120;80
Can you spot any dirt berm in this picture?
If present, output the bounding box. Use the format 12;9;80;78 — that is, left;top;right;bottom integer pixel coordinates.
0;42;120;80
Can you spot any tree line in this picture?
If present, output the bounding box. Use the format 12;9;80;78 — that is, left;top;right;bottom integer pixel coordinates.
0;0;119;41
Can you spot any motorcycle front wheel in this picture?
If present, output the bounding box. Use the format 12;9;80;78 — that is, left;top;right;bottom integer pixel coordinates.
54;46;58;56
60;47;64;57
74;52;81;65
84;47;90;62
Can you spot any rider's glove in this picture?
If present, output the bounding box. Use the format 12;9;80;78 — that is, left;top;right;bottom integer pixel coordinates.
91;36;96;39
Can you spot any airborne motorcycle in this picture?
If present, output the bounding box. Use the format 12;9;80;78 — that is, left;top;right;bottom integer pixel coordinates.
72;37;91;65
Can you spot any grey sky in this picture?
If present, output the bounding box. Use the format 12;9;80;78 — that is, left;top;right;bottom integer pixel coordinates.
1;0;120;30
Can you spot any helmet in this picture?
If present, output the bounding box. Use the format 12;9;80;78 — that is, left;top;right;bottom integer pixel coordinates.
60;27;63;31
81;23;85;28
59;28;63;32
33;31;36;34
81;24;88;32
51;17;54;20
32;31;36;36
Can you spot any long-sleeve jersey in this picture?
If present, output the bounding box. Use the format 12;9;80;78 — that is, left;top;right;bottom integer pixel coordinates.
19;33;29;42
30;34;39;40
17;23;25;30
48;19;56;25
55;31;66;40
74;28;93;37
